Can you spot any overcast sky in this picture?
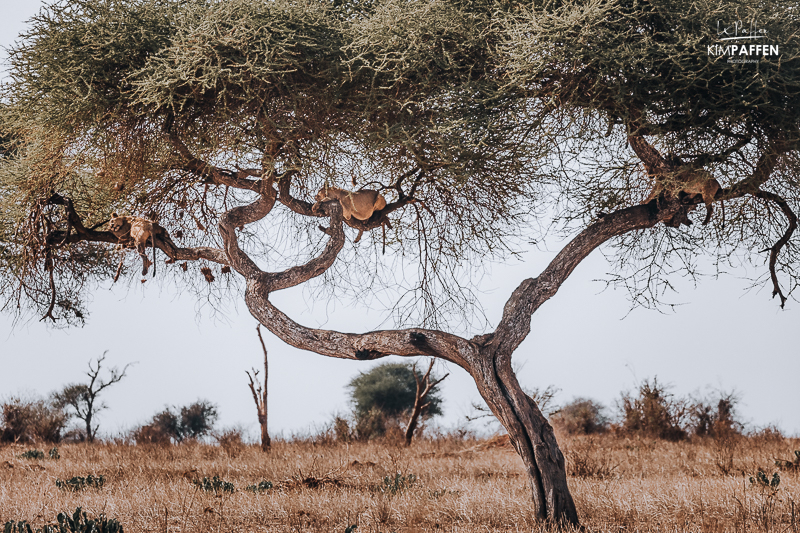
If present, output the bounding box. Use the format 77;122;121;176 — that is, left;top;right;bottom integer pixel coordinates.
2;2;798;440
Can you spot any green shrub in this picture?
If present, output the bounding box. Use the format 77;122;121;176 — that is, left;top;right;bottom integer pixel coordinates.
19;449;45;460
193;476;234;494
349;363;443;420
134;400;218;444
244;480;273;493
354;407;387;441
3;507;123;533
48;447;60;460
55;475;105;491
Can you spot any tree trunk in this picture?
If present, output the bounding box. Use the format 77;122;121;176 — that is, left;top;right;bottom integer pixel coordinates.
471;352;578;524
403;399;424;447
259;414;271;451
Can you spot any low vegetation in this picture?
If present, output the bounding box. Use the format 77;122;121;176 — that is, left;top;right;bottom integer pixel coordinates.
1;432;798;532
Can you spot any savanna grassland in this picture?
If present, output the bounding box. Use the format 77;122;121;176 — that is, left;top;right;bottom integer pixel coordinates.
1;431;799;533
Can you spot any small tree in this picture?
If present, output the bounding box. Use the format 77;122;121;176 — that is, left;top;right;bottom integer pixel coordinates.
137;400;218;444
404;359;448;446
52;352;131;443
246;324;270;451
348;361;445;440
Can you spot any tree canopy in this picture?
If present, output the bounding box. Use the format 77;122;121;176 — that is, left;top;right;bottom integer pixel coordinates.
348;361;444;419
2;0;799;525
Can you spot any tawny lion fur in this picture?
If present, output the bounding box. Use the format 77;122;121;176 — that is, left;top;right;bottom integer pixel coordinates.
109;213;160;276
645;170;721;225
313;185;386;221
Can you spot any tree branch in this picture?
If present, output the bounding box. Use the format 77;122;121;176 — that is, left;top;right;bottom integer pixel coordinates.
723;139;789;199
755;191;797;308
168;128;261;192
483;202;664;358
44;193;230;265
218;176;276;278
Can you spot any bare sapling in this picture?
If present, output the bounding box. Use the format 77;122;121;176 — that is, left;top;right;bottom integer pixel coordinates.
246;325;270;451
404;359;448;447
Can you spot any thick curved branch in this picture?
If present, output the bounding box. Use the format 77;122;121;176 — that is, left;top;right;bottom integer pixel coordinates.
218;177;277;278
755;191;797;309
168;129;261;192
245;284;473;368
260;200;346;291
482;202;664;357
241;198;474;368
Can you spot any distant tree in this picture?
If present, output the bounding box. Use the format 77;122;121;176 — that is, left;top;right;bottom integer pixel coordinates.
139;400;218;443
348;361;445;440
0;395;67;443
52;352;132;442
550;398;608;435
179;400;218;440
246;324;270;451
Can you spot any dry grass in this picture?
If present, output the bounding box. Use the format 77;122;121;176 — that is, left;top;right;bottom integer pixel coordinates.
1;433;799;532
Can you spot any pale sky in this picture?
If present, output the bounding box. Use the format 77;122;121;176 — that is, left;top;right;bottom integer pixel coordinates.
2;1;798;440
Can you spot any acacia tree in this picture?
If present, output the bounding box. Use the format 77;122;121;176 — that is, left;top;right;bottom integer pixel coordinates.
52;352;131;442
2;0;799;526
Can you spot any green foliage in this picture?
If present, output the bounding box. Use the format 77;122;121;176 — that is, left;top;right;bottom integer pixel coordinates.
381;472;417;495
1;397;68;443
55;475;105;492
135;400;218;443
18;449;45;460
349;362;443;419
750;471;780;491
0;0;534;329
193;476;235;494
4;508;123;533
244;480;273;493
551;398;608;435
504;0;800;140
48;447;60;460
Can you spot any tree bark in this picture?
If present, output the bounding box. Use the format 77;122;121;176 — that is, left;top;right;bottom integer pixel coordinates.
404;360;448;447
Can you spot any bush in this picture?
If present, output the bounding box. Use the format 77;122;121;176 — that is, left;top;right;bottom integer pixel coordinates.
690;391;742;438
55;475;105;491
354;407;388;441
1;396;68;443
132;400;218;444
3;507;124;533
618;377;689;441
193;476;235;494
551;398;608;435
18;449;45;460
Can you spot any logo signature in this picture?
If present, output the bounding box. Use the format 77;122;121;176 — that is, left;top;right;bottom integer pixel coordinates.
716;19;768;41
